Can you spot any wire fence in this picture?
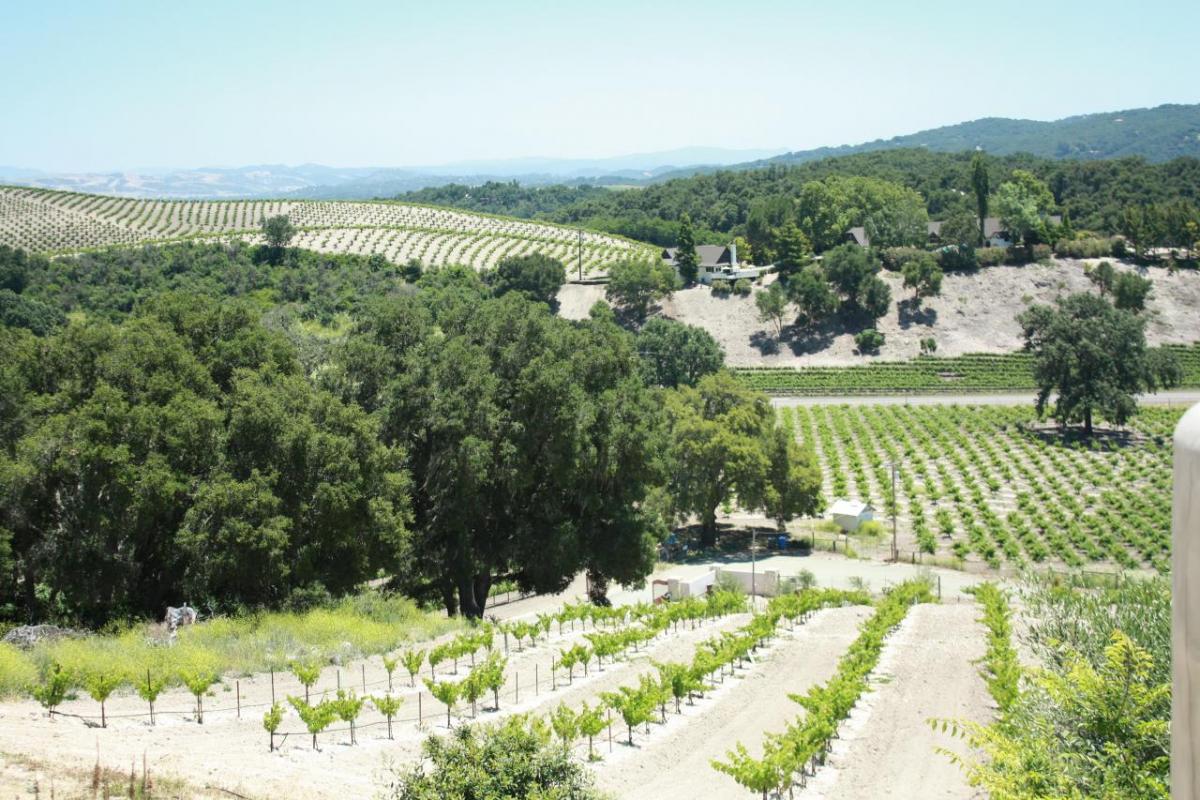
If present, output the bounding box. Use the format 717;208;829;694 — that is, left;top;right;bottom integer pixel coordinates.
44;613;731;741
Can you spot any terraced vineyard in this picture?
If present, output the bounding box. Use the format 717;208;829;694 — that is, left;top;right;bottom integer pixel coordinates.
735;344;1200;394
785;404;1180;572
0;186;650;272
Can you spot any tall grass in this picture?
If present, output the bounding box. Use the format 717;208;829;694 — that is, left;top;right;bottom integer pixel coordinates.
0;643;36;696
0;592;460;698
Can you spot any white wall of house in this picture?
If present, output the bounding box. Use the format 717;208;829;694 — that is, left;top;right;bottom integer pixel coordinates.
699;265;771;285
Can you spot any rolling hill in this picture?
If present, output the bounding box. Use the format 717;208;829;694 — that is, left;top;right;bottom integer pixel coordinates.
684;103;1200;178
0;186;651;273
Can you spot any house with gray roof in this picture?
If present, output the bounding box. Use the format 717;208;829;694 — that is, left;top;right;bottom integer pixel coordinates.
661;242;772;285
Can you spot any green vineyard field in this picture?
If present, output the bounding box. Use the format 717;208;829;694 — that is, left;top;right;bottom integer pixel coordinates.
735;344;1200;395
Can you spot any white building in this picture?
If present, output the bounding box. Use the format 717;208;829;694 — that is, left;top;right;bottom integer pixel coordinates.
661;243;772;285
829;499;874;532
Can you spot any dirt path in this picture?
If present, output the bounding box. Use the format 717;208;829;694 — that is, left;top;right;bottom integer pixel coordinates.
801;602;992;800
592;605;872;800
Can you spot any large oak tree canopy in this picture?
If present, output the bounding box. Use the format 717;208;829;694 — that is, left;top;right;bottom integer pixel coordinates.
1018;292;1180;434
337;266;670;617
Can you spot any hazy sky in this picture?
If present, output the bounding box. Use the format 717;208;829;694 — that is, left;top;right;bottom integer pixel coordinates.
3;0;1197;171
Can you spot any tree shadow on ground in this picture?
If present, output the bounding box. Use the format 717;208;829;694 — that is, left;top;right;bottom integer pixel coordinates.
1021;421;1152;449
660;522;798;565
750;330;782;355
611;303;665;332
780;323;837;356
897;298;938;329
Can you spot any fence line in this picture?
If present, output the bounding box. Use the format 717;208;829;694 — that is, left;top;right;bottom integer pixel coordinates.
45;612;731;728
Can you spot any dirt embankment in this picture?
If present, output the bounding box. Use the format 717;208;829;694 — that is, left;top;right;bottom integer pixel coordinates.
559;258;1200;367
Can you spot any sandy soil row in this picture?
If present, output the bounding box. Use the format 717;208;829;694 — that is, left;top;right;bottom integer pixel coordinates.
591;604;872;800
800;602;992;800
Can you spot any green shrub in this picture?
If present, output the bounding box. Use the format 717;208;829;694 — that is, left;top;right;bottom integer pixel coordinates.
977;247;1007;267
879;246;927;272
383;717;603;799
938;244;978;271
858;520;885;538
710;279;731;295
854;328;885;353
1054;237;1115;259
732;278;752;296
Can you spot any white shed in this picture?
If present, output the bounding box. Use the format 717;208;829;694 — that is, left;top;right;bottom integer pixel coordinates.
829;499;874;532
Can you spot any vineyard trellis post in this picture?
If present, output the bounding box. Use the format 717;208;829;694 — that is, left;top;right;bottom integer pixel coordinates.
887;460;901;561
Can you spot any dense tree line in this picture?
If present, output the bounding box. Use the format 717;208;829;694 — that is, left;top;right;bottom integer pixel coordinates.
0;245;819;625
394;149;1200;249
394;181;609;219
0;242;422;332
0;296;404;624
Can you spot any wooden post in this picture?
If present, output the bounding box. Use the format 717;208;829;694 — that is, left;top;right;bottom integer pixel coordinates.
270;668;276;705
418;692;423;726
146;668;154;725
362;663;367;693
236;680;241;719
337;669;341;691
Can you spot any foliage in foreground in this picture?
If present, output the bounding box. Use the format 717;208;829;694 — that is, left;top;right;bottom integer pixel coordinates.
380;716;603;800
941;631;1169;800
940;575;1170;800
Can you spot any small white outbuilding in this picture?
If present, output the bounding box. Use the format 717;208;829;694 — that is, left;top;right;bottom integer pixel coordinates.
829;499;874;533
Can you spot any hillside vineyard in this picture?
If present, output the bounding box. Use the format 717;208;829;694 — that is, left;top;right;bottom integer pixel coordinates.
0;187;649;272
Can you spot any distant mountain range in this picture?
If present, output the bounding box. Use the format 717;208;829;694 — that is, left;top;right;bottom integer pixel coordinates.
3;104;1197;199
673;103;1200;179
0;147;783;200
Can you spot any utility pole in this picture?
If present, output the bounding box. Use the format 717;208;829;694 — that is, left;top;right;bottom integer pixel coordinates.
577;228;583;281
750;528;758;612
888;461;899;561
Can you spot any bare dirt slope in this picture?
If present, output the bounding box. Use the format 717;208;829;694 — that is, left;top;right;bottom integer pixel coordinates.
559;258;1200;367
801;602;992;800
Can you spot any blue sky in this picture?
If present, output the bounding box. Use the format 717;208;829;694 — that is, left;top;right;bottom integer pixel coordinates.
2;0;1197;171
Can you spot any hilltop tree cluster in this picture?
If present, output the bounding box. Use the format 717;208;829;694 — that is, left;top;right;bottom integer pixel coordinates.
396;149;1200;253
